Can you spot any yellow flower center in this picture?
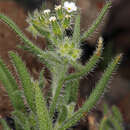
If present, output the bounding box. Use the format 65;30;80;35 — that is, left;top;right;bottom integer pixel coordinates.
68;7;71;10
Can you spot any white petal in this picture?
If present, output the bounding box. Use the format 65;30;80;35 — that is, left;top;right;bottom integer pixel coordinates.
64;1;69;7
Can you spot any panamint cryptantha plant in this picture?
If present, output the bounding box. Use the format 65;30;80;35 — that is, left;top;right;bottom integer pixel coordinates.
0;0;123;130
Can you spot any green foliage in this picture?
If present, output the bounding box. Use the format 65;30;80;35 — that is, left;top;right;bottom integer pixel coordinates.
99;104;124;130
38;69;46;89
64;79;79;104
0;1;123;130
34;82;52;130
58;54;122;130
0;119;11;130
12;110;31;130
57;105;68;124
9;52;35;112
81;1;111;41
72;14;80;46
0;58;25;111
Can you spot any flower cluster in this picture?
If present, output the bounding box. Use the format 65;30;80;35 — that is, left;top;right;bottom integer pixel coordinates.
57;37;81;62
27;1;77;35
26;1;81;62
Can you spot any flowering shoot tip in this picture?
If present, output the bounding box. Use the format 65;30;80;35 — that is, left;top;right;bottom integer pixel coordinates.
63;1;77;13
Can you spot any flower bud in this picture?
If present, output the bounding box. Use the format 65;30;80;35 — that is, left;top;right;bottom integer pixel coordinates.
49;16;56;22
55;5;63;20
49;16;62;37
43;9;51;15
62;14;71;29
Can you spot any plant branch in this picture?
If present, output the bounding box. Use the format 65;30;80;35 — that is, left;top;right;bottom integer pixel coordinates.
59;54;122;130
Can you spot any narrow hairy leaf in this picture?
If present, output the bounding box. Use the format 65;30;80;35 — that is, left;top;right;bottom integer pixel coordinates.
67;103;76;119
49;78;64;118
82;54;122;112
81;2;111;41
103;103;109;115
64;53;99;81
64;80;79;104
58;105;68;124
49;64;68;118
12;110;30;130
59;54;122;130
112;106;123;123
0;58;25;111
24;120;30;130
0;14;42;54
35;82;52;130
64;81;72;104
54;105;68;130
69;80;79;103
33;24;50;39
39;69;46;89
0;59;17;90
109;116;124;130
72;14;80;46
99;116;109;130
0;119;11;130
0;14;61;64
9;52;35;112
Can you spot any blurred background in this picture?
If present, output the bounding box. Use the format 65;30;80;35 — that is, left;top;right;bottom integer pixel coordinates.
0;0;130;129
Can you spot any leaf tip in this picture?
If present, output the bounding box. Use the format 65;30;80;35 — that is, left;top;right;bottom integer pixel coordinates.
96;36;103;56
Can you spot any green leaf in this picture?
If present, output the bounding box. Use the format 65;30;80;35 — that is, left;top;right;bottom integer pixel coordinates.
58;105;68;124
35;82;53;130
59;54;122;130
109;116;124;130
33;24;50;39
81;2;111;41
81;54;122;116
12;110;30;130
112;106;123;123
39;69;46;89
0;13;61;65
64;80;79;104
72;14;80;46
0;58;25;111
49;64;67;118
9;52;35;112
99;116;109;130
0;13;42;54
67;103;76;119
103;103;109;115
49;78;64;118
0;119;11;130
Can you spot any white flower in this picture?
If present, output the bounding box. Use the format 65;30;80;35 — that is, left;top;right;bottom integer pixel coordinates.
49;16;56;22
43;9;51;14
63;1;77;13
55;5;62;10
